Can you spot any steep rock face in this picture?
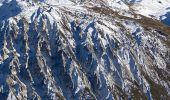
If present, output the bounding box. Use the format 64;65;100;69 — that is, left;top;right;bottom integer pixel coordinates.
0;0;170;100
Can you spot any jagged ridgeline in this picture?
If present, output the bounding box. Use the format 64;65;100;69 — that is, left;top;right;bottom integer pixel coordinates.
0;0;170;100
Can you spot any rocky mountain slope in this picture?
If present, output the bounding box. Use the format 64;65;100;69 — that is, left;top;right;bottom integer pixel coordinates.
0;0;170;100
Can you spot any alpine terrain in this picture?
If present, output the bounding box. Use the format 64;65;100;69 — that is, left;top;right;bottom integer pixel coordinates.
0;0;170;100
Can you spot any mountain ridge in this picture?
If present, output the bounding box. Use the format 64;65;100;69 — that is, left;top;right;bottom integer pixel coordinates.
0;0;170;100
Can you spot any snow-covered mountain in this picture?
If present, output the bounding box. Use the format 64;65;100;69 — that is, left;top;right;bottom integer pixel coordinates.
0;0;170;100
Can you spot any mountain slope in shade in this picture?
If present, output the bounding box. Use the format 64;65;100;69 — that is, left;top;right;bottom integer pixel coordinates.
0;0;170;100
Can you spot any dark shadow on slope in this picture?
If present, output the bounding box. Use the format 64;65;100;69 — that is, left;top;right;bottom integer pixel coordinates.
31;7;44;21
0;20;9;49
160;12;170;26
71;21;97;74
105;34;123;87
0;0;22;20
0;58;11;100
97;72;113;100
132;28;141;46
84;21;103;59
129;54;139;82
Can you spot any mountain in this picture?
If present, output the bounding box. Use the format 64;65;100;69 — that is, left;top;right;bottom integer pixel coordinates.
0;0;170;100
